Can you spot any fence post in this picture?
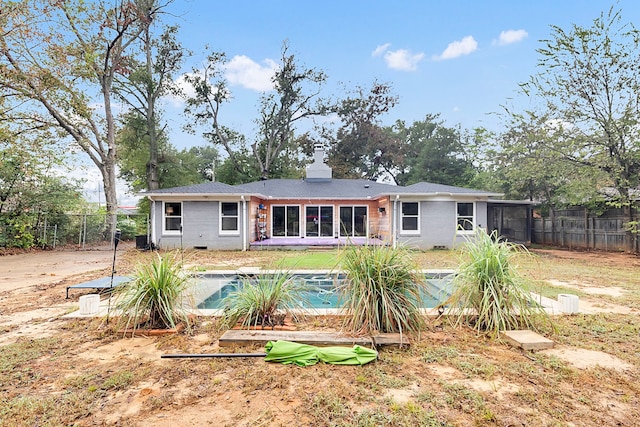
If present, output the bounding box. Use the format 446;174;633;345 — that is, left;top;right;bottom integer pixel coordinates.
584;208;588;249
53;224;57;249
42;216;48;249
82;214;87;249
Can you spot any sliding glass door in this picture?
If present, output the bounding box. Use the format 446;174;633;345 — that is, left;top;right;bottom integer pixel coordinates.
339;206;367;237
305;206;334;237
272;205;300;237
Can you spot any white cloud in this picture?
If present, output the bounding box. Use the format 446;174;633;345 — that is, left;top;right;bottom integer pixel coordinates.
372;43;391;57
224;55;277;92
434;36;478;60
384;49;425;71
166;72;200;107
495;29;528;46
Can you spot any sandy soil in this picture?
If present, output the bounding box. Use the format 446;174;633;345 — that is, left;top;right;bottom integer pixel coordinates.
0;244;127;292
0;246;638;426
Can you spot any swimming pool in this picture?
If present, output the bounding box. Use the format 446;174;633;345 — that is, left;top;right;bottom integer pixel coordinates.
194;271;454;310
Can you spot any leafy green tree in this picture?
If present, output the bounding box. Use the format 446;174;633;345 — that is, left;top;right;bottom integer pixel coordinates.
396;114;477;187
0;0;158;236
115;19;186;191
252;41;327;180
0;131;84;248
117;112;221;190
520;6;640;247
495;111;608;210
184;41;327;181
325;81;400;181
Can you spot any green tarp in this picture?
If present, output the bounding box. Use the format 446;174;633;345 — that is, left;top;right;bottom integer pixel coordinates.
264;340;378;366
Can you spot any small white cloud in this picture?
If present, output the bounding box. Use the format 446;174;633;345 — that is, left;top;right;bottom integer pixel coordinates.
372;43;391;57
434;36;478;60
495;29;528;46
384;49;424;71
224;55;277;92
452;106;460;112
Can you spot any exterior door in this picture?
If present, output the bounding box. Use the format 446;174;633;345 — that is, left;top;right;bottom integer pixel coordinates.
339;206;368;237
272;205;300;237
305;206;334;237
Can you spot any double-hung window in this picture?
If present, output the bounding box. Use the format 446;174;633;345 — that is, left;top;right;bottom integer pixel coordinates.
456;202;475;232
163;202;182;234
400;202;420;234
220;202;239;234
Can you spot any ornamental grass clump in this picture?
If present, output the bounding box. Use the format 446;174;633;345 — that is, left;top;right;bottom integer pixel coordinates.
338;244;427;335
113;252;193;335
220;267;311;329
444;228;551;338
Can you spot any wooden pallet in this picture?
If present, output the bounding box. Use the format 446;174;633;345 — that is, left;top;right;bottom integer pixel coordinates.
218;330;410;348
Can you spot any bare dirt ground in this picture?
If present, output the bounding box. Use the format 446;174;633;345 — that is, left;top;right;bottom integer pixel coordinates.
0;246;638;426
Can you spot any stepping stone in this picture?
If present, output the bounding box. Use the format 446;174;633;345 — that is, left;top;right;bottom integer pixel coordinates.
501;330;554;351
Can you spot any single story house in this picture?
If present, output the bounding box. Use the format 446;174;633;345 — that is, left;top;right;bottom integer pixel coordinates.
141;145;532;250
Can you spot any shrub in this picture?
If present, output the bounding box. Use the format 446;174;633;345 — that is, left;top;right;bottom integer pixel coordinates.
337;244;427;335
112;252;192;334
220;267;310;329
443;228;552;338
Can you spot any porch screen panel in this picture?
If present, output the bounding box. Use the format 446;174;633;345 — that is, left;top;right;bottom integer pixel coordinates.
320;206;333;237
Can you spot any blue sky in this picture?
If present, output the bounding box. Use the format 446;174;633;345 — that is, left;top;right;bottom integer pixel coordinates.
80;0;639;204
156;0;640;150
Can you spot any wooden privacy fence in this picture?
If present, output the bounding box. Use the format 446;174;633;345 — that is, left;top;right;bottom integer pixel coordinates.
533;209;639;252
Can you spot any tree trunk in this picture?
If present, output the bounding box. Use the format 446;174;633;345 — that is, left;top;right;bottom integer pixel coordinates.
145;25;160;191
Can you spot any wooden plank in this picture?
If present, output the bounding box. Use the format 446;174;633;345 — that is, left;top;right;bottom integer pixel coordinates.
218;330;409;348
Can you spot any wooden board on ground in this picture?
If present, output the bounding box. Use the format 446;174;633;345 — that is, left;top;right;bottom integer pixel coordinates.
501;330;554;351
219;330;410;348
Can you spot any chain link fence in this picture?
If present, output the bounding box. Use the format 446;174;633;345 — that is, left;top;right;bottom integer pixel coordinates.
0;213;150;250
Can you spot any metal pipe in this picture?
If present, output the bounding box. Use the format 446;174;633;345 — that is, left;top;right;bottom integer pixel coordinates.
161;353;267;359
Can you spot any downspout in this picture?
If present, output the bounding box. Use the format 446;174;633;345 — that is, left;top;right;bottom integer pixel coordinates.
241;196;247;251
392;195;399;249
149;197;156;248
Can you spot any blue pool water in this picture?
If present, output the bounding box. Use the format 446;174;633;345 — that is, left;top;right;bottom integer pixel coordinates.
195;272;453;310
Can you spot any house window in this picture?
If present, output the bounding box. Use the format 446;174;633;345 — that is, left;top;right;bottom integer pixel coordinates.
400;202;420;234
457;202;475;232
220;202;239;234
163;202;182;234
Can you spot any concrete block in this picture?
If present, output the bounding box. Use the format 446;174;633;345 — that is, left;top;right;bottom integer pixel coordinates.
79;294;100;315
558;294;579;314
501;329;554;351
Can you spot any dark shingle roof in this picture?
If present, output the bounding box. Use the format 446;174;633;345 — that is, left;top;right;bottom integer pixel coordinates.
140;178;502;199
400;182;502;196
141;181;241;196
235;179;398;199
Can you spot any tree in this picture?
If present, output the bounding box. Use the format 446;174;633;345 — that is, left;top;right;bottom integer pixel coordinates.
117;112;221;191
495;111;607;209
184;41;327;182
520;6;640;248
252;41;327;180
326;81;400;181
1;0;157;236
115;18;186;191
395;114;477;187
0;130;83;248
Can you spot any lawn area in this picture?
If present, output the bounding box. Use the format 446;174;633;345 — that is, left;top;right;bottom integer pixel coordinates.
0;246;638;426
